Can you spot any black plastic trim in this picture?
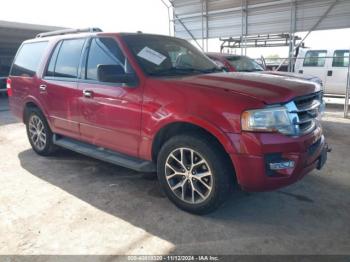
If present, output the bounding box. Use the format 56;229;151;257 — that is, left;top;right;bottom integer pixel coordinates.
53;134;156;173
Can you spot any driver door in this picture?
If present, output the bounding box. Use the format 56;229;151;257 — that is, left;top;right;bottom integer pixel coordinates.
77;37;142;157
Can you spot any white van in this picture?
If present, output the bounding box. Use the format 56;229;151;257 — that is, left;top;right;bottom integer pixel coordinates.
294;48;349;96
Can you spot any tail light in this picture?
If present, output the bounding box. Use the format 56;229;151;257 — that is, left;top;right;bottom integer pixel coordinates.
6;78;12;97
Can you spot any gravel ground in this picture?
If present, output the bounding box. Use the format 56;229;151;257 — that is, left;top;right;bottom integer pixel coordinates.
0;96;349;255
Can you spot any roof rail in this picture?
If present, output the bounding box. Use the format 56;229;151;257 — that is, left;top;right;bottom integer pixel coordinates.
36;27;103;38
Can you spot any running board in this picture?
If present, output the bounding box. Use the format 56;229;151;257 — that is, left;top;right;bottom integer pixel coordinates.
53;135;156;172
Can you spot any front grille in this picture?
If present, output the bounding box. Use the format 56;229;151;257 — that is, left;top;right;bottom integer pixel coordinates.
286;92;323;136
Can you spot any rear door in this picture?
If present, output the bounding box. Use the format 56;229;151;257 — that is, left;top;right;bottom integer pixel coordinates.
300;50;328;87
77;37;142;157
40;38;86;139
326;50;349;95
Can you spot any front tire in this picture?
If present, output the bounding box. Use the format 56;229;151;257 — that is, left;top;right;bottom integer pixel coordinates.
157;133;234;214
25;108;57;156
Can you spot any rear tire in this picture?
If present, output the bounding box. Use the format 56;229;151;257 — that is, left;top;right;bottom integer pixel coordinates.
25;107;57;156
157;133;234;214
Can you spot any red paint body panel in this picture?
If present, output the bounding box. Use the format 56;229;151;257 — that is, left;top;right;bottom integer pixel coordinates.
40;79;81;138
9;32;326;192
173;73;320;104
77;81;143;156
227;125;324;191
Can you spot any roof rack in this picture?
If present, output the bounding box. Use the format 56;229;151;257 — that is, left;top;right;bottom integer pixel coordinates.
36;27;103;38
220;33;301;51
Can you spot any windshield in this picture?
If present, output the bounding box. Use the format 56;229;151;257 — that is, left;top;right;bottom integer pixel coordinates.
122;34;221;77
227;56;264;72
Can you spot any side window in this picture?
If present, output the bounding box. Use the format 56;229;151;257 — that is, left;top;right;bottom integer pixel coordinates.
303;50;327;67
332;50;349;67
11;41;48;77
46;39;85;78
46;42;62;77
86;37;132;81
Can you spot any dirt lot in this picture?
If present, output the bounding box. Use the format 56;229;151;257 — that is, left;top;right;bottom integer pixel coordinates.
0;96;349;255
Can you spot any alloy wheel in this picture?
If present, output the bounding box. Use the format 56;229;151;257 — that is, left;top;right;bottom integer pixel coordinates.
165;147;213;204
28;115;47;151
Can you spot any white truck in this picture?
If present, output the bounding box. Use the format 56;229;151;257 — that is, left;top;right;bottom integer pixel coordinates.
294;48;349;96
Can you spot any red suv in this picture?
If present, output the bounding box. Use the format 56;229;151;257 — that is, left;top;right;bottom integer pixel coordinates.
206;52;324;85
8;29;328;214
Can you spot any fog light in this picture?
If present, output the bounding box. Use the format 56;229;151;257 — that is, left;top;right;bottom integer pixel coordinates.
269;160;295;170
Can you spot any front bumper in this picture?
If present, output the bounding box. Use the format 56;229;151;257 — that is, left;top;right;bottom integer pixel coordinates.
228;125;328;192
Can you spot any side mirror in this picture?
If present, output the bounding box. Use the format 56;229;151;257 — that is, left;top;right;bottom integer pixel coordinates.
97;64;136;84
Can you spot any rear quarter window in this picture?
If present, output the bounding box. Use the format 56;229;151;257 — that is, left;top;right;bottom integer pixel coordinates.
10;41;48;77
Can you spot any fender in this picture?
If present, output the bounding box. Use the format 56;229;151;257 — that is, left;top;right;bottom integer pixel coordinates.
139;114;238;161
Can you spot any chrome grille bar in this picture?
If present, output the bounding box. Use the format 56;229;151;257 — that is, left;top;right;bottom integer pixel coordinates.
291;100;321;113
285;92;323;136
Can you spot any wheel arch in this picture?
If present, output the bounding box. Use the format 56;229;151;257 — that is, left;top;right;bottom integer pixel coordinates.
22;97;51;129
151;120;236;164
23;101;40;122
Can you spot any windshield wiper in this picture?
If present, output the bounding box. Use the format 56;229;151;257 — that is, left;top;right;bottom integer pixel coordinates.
239;69;263;72
200;67;224;73
149;67;221;76
149;68;196;76
175;67;222;74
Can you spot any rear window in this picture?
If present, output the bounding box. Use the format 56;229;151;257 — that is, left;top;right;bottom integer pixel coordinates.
11;41;48;77
332;50;349;67
303;50;327;67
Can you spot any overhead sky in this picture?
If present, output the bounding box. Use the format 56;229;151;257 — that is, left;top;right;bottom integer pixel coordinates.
2;0;350;58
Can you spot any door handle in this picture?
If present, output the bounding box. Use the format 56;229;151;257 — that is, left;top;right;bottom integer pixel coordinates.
83;90;93;98
39;84;47;91
327;70;333;76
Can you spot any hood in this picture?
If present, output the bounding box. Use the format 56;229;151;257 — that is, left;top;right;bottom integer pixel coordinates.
171;72;321;104
261;71;322;84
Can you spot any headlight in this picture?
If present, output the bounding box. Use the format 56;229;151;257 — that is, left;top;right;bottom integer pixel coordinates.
241;106;295;135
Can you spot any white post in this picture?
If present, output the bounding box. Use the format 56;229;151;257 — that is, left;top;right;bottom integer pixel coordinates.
345;48;350;118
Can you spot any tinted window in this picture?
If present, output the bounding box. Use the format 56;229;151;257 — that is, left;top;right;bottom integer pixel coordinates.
46;42;62;77
51;39;85;78
303;50;327;67
11;41;48;77
86;38;131;81
332;50;349;67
